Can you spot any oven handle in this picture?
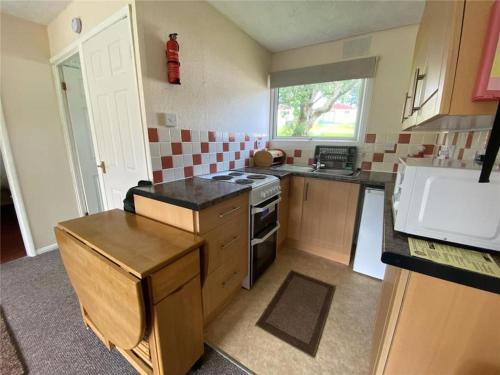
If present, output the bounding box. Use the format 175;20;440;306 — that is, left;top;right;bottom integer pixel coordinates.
252;197;281;214
251;223;280;246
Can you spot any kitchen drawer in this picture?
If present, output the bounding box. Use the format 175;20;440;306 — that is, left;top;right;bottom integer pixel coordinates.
202;251;247;321
197;194;249;234
149;250;200;304
202;214;248;275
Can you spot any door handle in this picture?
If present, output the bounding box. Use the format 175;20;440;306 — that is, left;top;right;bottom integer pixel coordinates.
218;206;240;218
401;92;411;122
411;68;426;113
97;161;106;174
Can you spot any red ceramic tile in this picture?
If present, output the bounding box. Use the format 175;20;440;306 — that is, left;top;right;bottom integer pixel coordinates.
181;129;191;142
153;170;163;183
235;151;240;160
229;133;236;142
210;163;217;173
265;141;270;148
373;153;384;162
216;153;223;162
423;144;435;155
286;157;294;164
245;158;250;167
184;166;193;178
457;148;464;160
192;154;202;165
161;156;173;169
308;158;314;166
294;149;302;157
223;142;229;152
393;163;399;173
240;142;245;150
254;141;258;149
365;133;376;143
201;142;209;153
452;133;458;146
465;131;474;149
171;142;182;155
208;131;216;142
245;134;250;141
148;128;159;142
229;161;235;169
398;133;411;144
361;161;372;171
385;144;397;153
249;150;254;157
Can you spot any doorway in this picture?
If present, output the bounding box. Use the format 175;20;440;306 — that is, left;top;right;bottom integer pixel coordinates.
0;154;25;263
59;53;103;215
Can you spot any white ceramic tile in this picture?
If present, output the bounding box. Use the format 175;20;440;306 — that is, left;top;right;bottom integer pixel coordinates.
182;142;193;154
246;141;253;150
222;161;229;171
191;130;200;142
223;152;230;161
228;142;237;152
396;144;409;155
209;153;217;163
216;131;223;142
174;167;184;180
173;155;184;168
193;165;203;176
151;157;161;170
235;159;244;169
158;127;171;142
201;154;210;164
209;143;216;153
200;130;208;142
202;164;210;174
216;142;223;152
170;128;181;142
222;132;229;142
422;133;437;144
192;142;201;154
160;142;172;156
183;154;193;166
149;143;160;157
162;169;176;182
217;162;225;171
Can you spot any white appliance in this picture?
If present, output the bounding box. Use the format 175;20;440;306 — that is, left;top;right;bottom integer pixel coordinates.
353;188;386;279
392;158;500;251
198;171;281;288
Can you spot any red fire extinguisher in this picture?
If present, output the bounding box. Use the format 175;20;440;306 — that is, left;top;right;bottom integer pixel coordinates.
166;33;180;84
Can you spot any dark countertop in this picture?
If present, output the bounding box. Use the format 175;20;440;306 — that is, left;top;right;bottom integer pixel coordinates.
132;177;251;211
382;183;500;295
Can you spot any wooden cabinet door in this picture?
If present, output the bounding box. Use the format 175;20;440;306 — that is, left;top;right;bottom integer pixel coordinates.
277;176;290;248
287;176;305;242
300;178;359;265
152;275;204;375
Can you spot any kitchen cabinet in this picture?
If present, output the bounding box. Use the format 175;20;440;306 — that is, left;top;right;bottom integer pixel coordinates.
55;210;205;375
134;193;249;324
277;176;290;249
287;176;359;265
371;266;500;375
402;0;497;131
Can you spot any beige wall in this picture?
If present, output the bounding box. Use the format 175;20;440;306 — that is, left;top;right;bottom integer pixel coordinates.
1;13;79;249
135;0;271;134
47;0;130;56
271;25;419;148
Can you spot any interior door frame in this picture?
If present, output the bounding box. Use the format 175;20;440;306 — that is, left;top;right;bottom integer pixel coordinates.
50;5;152;213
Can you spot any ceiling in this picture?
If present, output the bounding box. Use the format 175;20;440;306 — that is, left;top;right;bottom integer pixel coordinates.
208;0;425;52
0;0;70;25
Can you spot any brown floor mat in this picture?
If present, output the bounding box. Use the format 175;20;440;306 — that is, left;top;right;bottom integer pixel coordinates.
256;271;335;357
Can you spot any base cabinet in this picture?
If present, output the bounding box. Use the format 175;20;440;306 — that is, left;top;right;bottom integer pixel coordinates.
287;176;359;265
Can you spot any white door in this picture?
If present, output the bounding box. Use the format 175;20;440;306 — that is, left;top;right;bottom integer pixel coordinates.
82;17;148;209
61;63;103;215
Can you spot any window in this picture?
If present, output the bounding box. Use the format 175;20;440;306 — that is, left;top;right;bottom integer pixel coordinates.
272;79;366;141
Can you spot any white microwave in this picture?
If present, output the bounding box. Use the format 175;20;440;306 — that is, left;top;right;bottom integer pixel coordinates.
392;158;500;251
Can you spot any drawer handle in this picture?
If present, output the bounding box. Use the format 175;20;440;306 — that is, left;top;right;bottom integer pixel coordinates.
222;271;238;288
221;235;240;250
218;206;241;218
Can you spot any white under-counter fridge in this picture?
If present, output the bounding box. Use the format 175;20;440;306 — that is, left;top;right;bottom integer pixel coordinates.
353;187;386;280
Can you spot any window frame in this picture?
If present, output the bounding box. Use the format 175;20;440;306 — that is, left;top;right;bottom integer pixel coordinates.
270;78;370;143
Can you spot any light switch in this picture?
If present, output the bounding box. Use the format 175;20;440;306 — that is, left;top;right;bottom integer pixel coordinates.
166;113;177;127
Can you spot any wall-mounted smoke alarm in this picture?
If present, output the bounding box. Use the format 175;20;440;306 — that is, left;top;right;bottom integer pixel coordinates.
72;17;82;34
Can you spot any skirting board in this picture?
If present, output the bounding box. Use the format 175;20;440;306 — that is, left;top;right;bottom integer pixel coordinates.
36;243;58;256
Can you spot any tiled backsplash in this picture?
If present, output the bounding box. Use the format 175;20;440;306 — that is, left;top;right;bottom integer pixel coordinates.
276;129;497;173
148;127;268;183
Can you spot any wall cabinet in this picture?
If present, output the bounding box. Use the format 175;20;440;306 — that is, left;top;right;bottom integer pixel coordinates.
287;176;359;265
402;0;497;131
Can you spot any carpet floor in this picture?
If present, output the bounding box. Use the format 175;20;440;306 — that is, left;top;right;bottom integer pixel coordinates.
0;250;249;374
